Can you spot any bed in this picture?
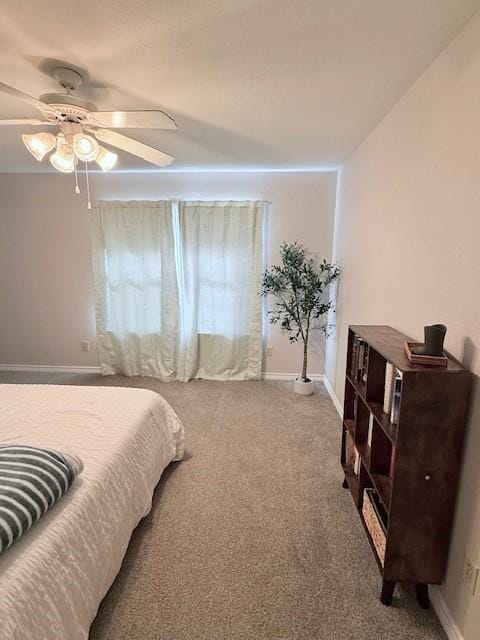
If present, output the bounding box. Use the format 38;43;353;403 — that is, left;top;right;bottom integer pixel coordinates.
0;384;185;640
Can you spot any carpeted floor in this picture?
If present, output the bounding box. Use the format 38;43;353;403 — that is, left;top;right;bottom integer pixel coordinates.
0;372;446;640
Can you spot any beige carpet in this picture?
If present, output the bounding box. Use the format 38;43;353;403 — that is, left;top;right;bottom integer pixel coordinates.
0;372;446;640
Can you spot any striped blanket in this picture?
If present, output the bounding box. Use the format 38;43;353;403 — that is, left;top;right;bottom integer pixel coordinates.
0;445;83;555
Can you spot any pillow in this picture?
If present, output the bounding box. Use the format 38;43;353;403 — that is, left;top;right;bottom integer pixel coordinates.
0;444;83;555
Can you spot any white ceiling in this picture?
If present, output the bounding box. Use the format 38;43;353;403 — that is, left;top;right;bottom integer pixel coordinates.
0;0;479;172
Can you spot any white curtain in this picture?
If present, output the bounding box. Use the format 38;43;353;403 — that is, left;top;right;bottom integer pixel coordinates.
90;201;179;378
176;201;264;381
90;200;265;381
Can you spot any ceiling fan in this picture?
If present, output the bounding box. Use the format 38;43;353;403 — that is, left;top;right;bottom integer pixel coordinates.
0;67;177;176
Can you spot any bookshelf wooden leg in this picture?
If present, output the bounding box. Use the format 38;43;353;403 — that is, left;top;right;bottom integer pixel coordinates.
342;477;349;489
380;580;395;606
415;584;430;609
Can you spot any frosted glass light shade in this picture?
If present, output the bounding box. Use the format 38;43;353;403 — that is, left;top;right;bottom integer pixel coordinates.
50;143;75;173
22;132;56;161
73;134;99;162
95;146;118;172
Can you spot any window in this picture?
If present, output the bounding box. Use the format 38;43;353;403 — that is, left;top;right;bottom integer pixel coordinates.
91;199;265;380
104;250;163;334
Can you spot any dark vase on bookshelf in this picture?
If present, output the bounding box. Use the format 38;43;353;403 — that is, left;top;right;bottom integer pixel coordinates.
341;325;471;608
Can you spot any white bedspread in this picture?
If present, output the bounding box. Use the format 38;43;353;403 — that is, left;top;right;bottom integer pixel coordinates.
0;384;184;640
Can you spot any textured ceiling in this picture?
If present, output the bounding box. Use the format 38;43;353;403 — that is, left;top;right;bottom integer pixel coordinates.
0;0;479;172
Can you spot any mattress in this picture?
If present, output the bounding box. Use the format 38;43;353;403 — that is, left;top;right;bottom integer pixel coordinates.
0;384;185;640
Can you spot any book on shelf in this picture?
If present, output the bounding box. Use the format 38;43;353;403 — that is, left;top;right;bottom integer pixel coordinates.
345;432;355;467
353;447;361;475
356;338;369;383
383;362;395;414
350;336;359;379
390;369;403;424
367;413;374;447
356;337;365;381
361;343;369;383
389;447;396;477
351;335;369;383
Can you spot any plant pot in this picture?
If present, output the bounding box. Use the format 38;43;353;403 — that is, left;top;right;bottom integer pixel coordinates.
294;377;314;396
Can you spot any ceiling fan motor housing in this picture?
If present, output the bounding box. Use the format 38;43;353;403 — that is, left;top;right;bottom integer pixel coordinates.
39;67;97;122
52;67;83;91
39;95;98;122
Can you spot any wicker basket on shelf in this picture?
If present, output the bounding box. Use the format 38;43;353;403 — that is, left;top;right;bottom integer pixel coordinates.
362;489;386;566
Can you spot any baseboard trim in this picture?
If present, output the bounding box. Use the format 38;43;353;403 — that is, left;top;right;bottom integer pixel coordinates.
261;372;325;382
322;375;343;416
0;366;325;382
430;587;463;640
0;364;102;374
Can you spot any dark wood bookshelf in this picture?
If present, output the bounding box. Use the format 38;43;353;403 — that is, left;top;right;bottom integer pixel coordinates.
341;325;471;608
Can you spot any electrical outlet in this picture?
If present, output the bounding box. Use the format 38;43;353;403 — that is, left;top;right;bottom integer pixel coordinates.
81;340;90;353
265;346;273;357
463;555;479;594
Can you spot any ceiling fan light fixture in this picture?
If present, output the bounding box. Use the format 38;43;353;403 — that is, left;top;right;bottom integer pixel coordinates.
21;132;56;161
50;142;75;173
73;133;99;162
95;145;118;172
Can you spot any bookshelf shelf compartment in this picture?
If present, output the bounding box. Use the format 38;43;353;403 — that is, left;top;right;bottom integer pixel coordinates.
346;373;366;400
344;378;356;421
341;325;471;608
370;473;392;512
357;443;371;471
346;374;398;444
369;401;398;444
342;464;359;504
370;423;393;478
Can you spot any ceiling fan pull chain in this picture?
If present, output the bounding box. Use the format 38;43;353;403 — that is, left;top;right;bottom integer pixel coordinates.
74;157;80;194
85;161;92;210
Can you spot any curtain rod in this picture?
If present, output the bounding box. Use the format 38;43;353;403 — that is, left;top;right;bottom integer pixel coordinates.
168;198;271;204
94;199;272;205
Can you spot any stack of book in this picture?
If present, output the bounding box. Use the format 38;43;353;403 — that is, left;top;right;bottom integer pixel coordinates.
351;336;369;383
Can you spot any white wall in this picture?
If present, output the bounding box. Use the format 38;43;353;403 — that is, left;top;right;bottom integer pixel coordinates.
326;12;480;639
0;170;336;376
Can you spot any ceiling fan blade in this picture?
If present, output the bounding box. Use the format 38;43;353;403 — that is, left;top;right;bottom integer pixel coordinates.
90;110;177;130
93;129;174;166
0;118;56;126
0;82;58;115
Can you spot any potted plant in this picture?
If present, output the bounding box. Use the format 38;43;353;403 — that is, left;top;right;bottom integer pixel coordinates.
261;242;340;395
